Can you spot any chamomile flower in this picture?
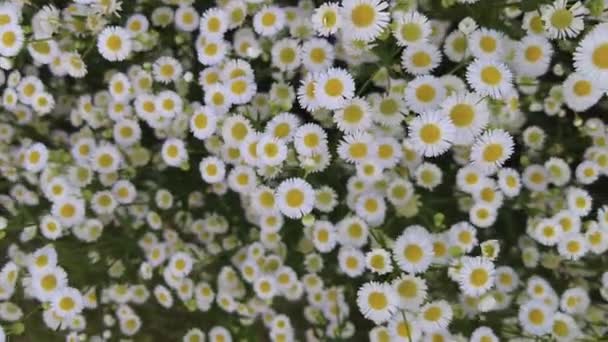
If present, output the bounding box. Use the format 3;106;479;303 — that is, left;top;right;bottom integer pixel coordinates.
196;36;229;66
97;26;131;62
466;59;513;99
338;246;366;277
153;56;182;84
356;281;397;324
409;111;455;157
541;0;586;39
294;123;327;156
469;203;497;228
567;187;592;216
341;0;389;42
443;30;469;62
276;178;315;219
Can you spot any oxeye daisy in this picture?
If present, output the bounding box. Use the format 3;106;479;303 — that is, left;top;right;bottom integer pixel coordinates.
404;75;446;113
312;3;341;36
355;193;386;225
393;225;433;274
562;72;602;112
356;281;397;324
541;0;586;39
497;167;522;197
276;178;315;219
204;84;232;114
558;233;588;260
97;26;132;62
415;162;443;190
409;111;455;157
315;67;355;110
466;59;513;99
253;6;285;36
469;202;497;228
341;0;389;42
470;129;515;174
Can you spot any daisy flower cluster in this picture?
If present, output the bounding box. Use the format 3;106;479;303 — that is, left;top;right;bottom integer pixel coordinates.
1;0;608;340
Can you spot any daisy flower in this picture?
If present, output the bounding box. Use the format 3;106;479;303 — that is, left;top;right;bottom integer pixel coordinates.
338;246;366;277
468;28;505;61
91;144;122;174
0;24;23;57
356;281;397;324
409;111;455;157
514;35;554;77
466;59;513;99
257;135;287;166
253;6;285;36
443;30;469;63
315;67;355;110
51;287;84;319
418;300;453;333
401;42;442;75
337;131;374;164
562;72;602;112
392;225;433;274
458;256;495;297
52;197;85;227
311;2;341;36
393;11;431;47
333;97;372;133
518;300;554;335
574;24;608;88
404;75;446;113
541;0;586;39
276;178;315;219
470;129;515;174
23;142;48;173
97;26;132;61
557;233;588;260
199;7;228;38
271;38;301;72
301;38;335;72
341;0;389;42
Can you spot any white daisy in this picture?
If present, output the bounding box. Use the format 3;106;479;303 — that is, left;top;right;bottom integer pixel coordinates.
409;110;455;157
97;26;132;62
276;178;315;219
466;59;513;99
341;0;390;42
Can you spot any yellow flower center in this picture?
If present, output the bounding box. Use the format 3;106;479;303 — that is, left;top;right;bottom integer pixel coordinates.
351;4;375;28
